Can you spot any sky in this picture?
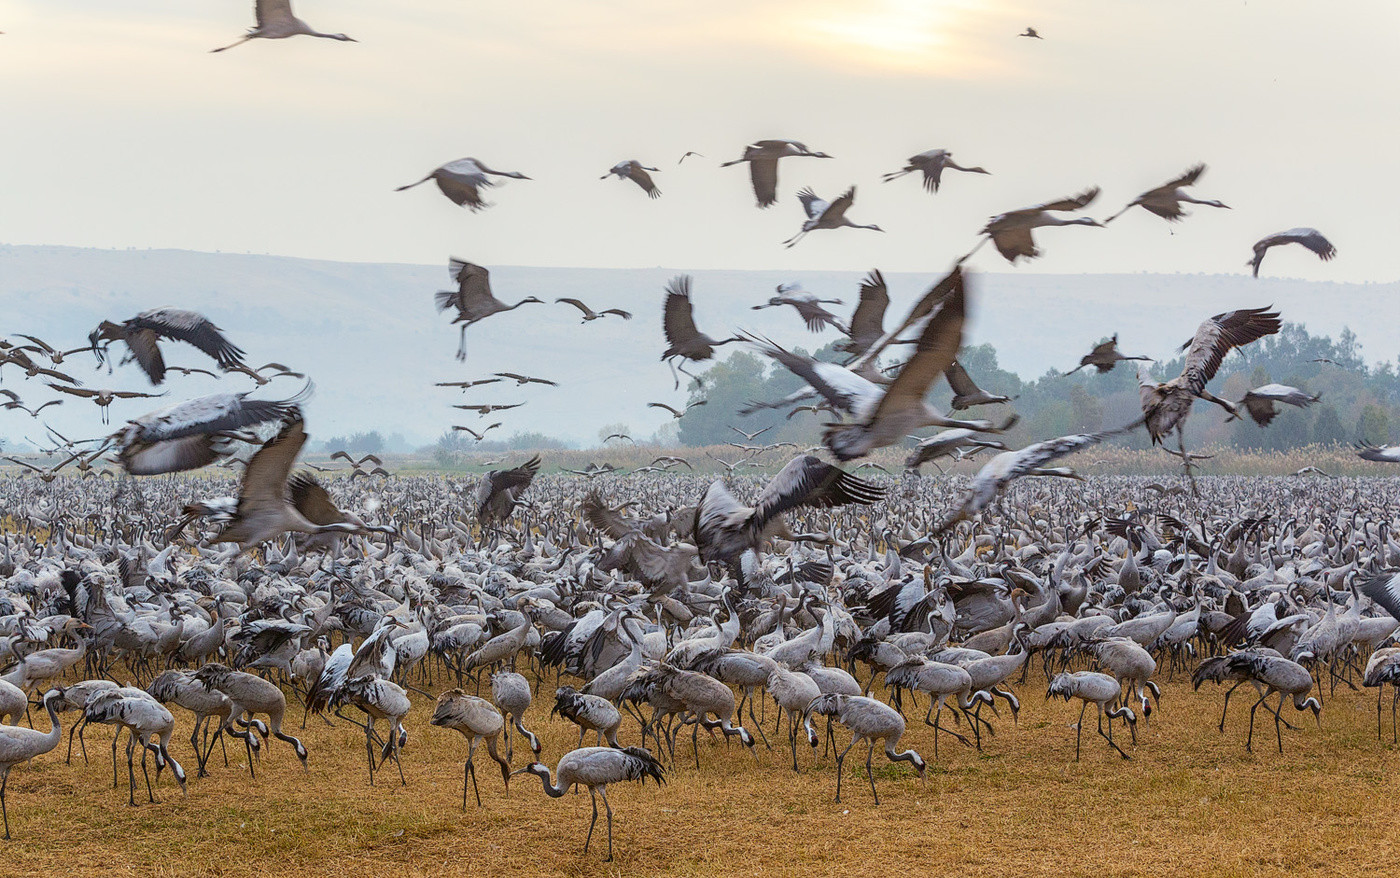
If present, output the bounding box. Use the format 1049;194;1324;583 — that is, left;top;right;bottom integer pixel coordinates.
2;0;1399;282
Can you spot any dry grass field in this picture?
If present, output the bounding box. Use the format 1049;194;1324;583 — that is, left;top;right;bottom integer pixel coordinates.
3;670;1399;878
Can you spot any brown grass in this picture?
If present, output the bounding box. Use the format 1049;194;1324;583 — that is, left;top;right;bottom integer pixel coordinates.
3;671;1399;877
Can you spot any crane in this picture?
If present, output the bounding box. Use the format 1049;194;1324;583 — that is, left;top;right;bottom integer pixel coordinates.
513;746;666;861
211;0;355;52
1249;229;1336;277
720;139;832;208
88;308;246;385
1102;164;1229;225
660;275;742;389
435;260;545;361
397;158;530;211
971;187;1102;263
601;160;661;198
881;149;990;194
782;186;883;248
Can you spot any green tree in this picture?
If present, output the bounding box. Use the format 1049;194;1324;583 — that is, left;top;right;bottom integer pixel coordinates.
1311;405;1347;446
1357;405;1391;445
346;431;385;455
1069;385;1103;432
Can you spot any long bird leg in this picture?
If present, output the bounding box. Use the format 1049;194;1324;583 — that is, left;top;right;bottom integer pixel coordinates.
599;785;616;862
1075;700;1088;761
1098;709;1130;759
465;737;481;808
865;739;879;805
1246;691;1266;752
583;788;599;856
833;737;856;803
0;769;9;840
1218;680;1243;732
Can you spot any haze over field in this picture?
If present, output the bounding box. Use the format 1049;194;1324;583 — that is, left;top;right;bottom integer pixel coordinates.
2;244;1394;447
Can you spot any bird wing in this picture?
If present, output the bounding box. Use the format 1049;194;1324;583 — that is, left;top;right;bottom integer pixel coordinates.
556;298;592;316
796;187;827;220
848;267;962;374
745;336;873;415
1032;186;1100;212
864;273;967;424
132;309;246;371
450;259;497;308
751;455;885;531
1163;163;1206;190
943;360;982;399
662;276;701;347
601;309;633;319
822;186;855;221
627;165;661;198
1240;395;1279;426
1357;443;1400;463
750;158;780;208
647;402;682;417
288;472;346;526
844;270;889;354
1178;307;1282;393
236;418;307;519
484;455;541;502
47;384;98;398
583;493;639;539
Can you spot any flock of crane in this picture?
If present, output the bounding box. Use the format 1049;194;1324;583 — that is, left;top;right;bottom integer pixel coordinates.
2;0;1398;866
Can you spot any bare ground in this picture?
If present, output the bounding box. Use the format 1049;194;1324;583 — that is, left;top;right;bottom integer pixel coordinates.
4;673;1398;878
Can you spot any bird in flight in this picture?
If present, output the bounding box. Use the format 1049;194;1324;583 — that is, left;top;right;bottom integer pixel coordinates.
555;299;632;323
212;0;356;52
1102;164;1229;225
783;186;883;249
436;261;545;361
1065;334;1151;376
435;378;503;390
453;403;525;416
453;423;504;442
882;150;990;195
1249;229;1336;278
89;308;246;386
1019;27;1043;39
972;187;1102;263
397;159;531;212
494;372;557;387
648;400;707;419
721;140;832;208
601;161;661;198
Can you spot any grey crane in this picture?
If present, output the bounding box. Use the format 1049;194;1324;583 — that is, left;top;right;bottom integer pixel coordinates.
210;418;362;552
945;360;1011;409
904;428;1007;472
660;275;742;388
147;670;232;778
720;139;832;208
647;400;706;419
0;689;63;838
556;298;633;322
601;160;661;198
212;0;355;51
1046;671;1137;760
881;149;990;194
1363;647;1400;743
454;422;502;442
476;454;541;525
694;454;884;567
432;689;512;807
454;402;523;417
807;693;926;804
1357;443;1400;464
83;689;187;805
1249;228;1335;277
0;389;62;419
490;671;541;762
111;386;306;475
753;283;846;332
1193;651;1320;752
1019;26;1043;38
45;384;164;425
835;270;893;357
340;675;411;786
1138;307;1281;478
1102;164;1229;225
435;261;545;361
1227;384;1320;427
397;158;530;212
782;186;883;248
552;686;623;748
765;666;821;771
193;663;308;775
513;746;666;861
88;308;246;385
1065;334;1150;375
435;377;503;390
972;187;1102;263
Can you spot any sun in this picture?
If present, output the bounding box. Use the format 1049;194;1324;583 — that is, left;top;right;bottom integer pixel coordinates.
791;0;1009;76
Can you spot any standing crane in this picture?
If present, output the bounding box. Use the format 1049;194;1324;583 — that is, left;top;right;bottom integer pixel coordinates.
513;746;666;861
432;689;513;807
1046;671;1138;760
0;689;63;839
435;260;545;360
807;693;926;804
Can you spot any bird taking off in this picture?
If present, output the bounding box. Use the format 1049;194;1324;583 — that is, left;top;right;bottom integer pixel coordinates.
435;260;545;361
1019;27;1043;39
601;161;661;198
661;275;741;389
881;150;990;194
396;159;531;212
89;309;247;386
720;140;832;208
211;0;356;52
783;187;883;249
1102;164;1229;225
971;187;1102;263
1249;229;1336;278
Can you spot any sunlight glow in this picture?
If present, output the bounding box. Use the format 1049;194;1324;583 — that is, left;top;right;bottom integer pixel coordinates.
793;0;1008;76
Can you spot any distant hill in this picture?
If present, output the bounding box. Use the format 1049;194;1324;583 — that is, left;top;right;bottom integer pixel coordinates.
2;243;1395;448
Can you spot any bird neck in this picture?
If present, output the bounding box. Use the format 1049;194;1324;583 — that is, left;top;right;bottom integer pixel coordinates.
529;766;567;797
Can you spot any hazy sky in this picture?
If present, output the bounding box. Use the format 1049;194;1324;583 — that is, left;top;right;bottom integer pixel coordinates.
3;1;1399;281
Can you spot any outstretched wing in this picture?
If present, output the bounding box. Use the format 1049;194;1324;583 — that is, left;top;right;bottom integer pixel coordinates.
1178;307;1281;393
662;276;701;348
751;455;885;532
